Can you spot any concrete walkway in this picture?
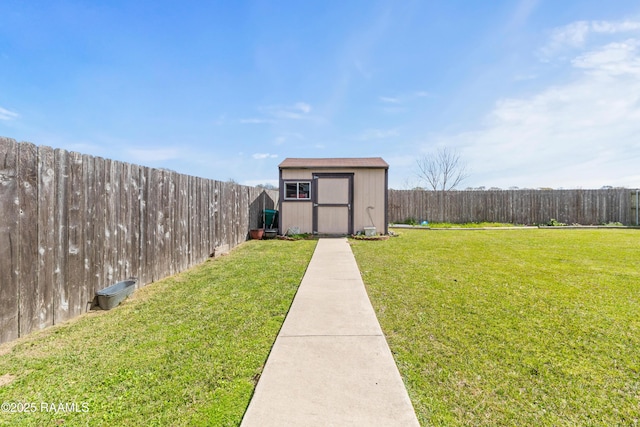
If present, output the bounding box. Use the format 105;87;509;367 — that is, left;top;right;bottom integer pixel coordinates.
241;238;420;426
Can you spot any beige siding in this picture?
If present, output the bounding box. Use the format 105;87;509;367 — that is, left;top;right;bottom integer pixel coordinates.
280;170;313;233
282;170;313;180
353;169;386;233
281;202;313;234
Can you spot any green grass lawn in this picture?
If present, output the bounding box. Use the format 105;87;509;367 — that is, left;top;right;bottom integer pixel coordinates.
392;222;524;228
351;229;640;427
426;222;525;228
0;239;316;427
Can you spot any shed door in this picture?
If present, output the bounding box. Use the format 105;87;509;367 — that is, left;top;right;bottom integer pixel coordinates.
313;173;353;235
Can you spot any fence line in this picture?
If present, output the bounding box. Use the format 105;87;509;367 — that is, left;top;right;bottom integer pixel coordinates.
388;189;637;225
2;137;637;344
0;138;277;344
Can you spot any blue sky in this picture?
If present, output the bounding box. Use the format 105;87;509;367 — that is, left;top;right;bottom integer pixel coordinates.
1;0;640;189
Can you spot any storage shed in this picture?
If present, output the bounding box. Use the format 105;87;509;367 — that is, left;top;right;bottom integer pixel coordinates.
278;157;389;236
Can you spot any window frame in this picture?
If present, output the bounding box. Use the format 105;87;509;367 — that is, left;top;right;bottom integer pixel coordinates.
283;180;312;201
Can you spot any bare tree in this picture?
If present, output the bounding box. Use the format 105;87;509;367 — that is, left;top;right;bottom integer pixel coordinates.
416;148;469;221
416;147;468;192
256;183;278;190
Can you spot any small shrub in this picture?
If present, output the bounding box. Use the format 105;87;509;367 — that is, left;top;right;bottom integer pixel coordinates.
401;217;418;226
546;218;566;226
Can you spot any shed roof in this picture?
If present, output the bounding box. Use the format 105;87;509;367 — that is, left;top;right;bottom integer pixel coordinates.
279;157;388;169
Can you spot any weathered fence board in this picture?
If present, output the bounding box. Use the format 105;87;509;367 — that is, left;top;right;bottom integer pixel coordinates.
388;189;637;225
104;159;116;287
67;151;84;319
0;137;279;344
200;178;209;260
91;156;106;294
211;180;219;253
37;146;55;331
138;166;150;285
18;142;39;336
174;172;186;272
632;190;640;225
53;149;70;324
0;138;19;342
82;154;96;305
131;164;140;278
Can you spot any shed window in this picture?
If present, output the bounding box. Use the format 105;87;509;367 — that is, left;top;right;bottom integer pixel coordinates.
285;181;311;200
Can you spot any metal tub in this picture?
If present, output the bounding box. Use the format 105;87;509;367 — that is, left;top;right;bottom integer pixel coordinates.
96;279;138;310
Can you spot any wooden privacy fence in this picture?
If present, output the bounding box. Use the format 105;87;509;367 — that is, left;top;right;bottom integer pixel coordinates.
0;137;277;344
388;189;639;225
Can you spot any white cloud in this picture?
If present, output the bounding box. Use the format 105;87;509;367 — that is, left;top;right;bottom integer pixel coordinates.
252;153;278;160
539;19;640;60
572;39;640;75
437;35;640;189
0;106;19;120
548;21;591;50
591;20;640;34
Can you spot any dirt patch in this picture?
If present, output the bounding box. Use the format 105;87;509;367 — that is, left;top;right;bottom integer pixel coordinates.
0;373;16;387
0;340;16;357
